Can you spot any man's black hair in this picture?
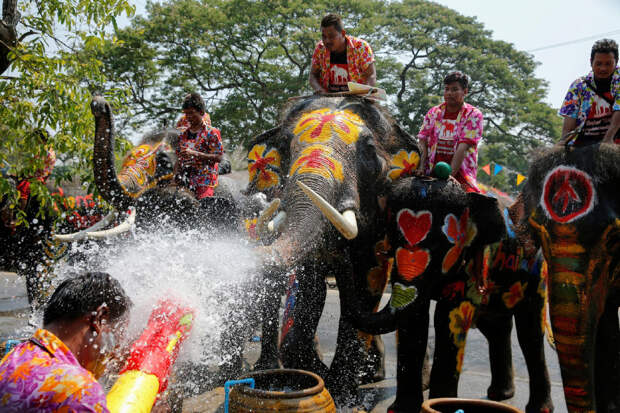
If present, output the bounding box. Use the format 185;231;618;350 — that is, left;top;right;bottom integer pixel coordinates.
591;38;619;63
321;13;344;32
444;71;469;90
43;272;131;325
182;92;206;114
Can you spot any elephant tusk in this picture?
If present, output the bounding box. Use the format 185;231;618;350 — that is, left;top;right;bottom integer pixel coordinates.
52;209;119;242
267;211;287;233
256;198;280;237
296;181;358;240
85;207;136;239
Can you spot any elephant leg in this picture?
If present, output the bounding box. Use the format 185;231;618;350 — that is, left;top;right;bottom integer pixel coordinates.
279;269;328;378
387;300;431;413
514;303;554;413
429;299;474;398
477;314;515;401
253;288;282;371
594;298;620;413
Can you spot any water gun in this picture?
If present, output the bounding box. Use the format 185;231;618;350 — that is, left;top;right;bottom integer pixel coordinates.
106;299;194;413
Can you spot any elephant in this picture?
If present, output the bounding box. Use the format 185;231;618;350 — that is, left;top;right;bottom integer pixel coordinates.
239;94;422;403
517;142;620;413
87;96;252;233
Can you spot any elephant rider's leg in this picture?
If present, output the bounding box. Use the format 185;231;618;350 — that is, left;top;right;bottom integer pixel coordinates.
594;294;620;412
477;313;516;401
279;265;328;378
513;298;554;413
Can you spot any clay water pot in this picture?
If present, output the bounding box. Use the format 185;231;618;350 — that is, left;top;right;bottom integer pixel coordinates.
421;398;523;413
228;369;336;412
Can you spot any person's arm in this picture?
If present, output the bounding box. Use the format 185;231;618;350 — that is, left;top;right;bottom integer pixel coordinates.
184;150;222;163
602;111;620;144
560;116;579;144
361;62;376;87
450;143;471;177
309;67;327;94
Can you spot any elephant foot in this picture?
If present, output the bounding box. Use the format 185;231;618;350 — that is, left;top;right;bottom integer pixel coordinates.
487;384;515;401
387;398;421;413
525;398;554;413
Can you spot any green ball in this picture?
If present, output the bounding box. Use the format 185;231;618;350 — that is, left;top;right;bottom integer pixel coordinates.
433;162;452;179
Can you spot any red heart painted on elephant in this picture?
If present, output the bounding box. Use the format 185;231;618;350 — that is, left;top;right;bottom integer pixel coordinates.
397;209;432;246
396;247;430;281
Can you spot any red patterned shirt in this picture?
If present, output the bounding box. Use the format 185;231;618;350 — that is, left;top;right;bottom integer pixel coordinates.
175;120;223;199
311;35;375;91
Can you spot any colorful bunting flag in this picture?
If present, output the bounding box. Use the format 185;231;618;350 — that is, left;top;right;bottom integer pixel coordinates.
493;164;503;175
482;164;491;175
516;173;526;186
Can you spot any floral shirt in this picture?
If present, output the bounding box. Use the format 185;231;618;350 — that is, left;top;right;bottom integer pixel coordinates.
175;119;223;199
417;102;483;193
559;67;620;128
0;329;109;413
311;35;375;91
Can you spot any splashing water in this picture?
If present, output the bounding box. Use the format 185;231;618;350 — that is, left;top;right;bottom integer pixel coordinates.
53;224;263;371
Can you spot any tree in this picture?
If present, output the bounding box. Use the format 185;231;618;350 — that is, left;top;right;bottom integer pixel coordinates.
0;0;134;224
99;0;559;193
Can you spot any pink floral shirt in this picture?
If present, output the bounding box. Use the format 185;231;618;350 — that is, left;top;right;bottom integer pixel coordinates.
0;329;109;412
417;102;483;192
311;35;375;90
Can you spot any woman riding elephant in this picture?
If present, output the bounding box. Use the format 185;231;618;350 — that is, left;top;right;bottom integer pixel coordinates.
518;142;620;413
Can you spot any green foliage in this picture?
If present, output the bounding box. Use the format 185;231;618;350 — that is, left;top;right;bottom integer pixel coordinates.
100;0;560;193
0;0;134;225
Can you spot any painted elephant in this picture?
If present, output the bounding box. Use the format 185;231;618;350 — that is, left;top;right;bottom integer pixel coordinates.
331;175;553;413
518;143;620;413
89;96;241;232
240;95;422;403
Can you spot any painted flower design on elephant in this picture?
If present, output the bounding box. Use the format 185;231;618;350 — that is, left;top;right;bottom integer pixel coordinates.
366;237;393;296
244;217;259;240
248;144;281;190
388;150;420;181
289;144;344;181
441;208;477;273
448;301;476;372
119;143;168;191
395;209;432;283
502;281;528;309
293;108;364;145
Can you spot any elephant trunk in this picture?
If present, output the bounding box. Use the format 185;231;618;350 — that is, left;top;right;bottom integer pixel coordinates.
91;96;133;210
546;224;608;412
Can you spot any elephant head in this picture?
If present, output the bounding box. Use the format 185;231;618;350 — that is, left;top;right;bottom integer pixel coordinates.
520;143;620;413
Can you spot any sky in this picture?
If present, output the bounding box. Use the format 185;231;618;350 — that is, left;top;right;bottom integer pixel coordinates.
126;0;620;107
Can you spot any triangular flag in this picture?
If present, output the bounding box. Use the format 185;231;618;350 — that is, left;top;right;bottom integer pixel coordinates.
493;164;503;175
516;173;526;186
482;164;491;175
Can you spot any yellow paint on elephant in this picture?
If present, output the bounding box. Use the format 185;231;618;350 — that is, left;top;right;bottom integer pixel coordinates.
502;281;528;309
289;144;344;181
448;301;475;346
388;150;420;181
248;144;281;190
119;143;168;193
293;108;364;145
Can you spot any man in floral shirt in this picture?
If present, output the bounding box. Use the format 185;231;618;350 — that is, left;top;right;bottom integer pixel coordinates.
174;93;224;199
0;272;132;412
309;14;376;93
416;71;483;193
559;38;620;146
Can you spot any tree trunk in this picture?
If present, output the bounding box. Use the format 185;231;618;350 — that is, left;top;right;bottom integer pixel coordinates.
0;0;18;74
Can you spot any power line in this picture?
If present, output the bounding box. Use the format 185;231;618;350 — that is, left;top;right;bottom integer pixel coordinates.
527;29;620;53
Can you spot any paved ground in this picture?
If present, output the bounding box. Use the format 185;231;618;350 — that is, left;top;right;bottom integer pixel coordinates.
1;271;568;412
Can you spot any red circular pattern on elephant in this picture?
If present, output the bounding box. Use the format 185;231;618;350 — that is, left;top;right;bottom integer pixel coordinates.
542;166;595;223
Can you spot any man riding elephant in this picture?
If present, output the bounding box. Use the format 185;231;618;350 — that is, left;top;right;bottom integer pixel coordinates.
559;38;620;146
309;14;376;93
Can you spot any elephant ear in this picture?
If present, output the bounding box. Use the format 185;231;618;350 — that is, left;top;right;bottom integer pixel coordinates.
245;125;288;199
467;192;506;248
383;122;421;183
